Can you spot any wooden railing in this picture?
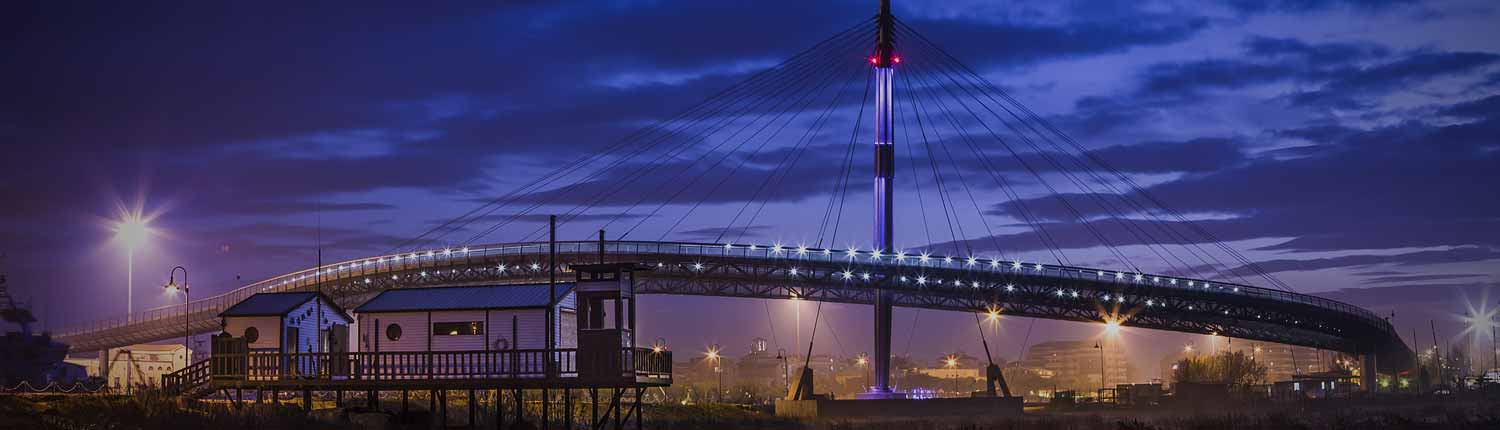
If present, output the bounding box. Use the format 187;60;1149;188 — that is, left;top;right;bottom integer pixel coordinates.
161;359;211;395
632;348;673;378
184;348;669;385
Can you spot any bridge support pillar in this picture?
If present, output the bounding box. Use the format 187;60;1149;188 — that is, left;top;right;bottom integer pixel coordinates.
865;290;896;397
1361;353;1377;392
863;0;900;400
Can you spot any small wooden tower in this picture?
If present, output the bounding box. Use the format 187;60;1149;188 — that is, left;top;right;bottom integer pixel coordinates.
571;262;648;382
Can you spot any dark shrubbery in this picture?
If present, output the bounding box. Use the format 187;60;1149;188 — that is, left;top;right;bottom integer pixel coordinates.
6;392;1499;429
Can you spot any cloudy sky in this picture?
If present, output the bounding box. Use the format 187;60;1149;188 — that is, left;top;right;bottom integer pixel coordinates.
4;1;1498;371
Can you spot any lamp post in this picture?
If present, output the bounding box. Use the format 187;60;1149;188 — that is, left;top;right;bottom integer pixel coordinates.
944;355;958;396
164;266;189;364
1094;341;1105;401
857;353;870;391
986;309;1001;344
707;344;722;404
114;214;149;323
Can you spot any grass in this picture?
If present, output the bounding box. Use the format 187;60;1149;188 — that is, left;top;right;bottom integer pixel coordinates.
1;392;342;430
6;392;1499;429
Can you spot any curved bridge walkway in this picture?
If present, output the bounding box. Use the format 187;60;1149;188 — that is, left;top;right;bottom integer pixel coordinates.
57;240;1412;372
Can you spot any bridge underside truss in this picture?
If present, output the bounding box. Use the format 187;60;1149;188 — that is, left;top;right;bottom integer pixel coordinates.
58;241;1412;372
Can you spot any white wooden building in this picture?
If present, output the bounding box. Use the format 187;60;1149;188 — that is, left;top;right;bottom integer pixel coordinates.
217;291;352;354
353;283;577;354
95;344;191;391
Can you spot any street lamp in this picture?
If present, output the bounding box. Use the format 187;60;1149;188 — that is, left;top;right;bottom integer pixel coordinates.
944;355;959;395
113;213;150;322
163;266;189;364
986;307;1001;341
1094;341;1106;401
1103;319;1121;335
857;353;869;391
706;344;722;403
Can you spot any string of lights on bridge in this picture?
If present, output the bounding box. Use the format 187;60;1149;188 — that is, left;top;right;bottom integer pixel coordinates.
280;242;1240;295
250;241;1366;337
229;240;1370;341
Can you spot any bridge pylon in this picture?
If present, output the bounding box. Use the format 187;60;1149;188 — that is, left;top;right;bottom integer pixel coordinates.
862;0;902;400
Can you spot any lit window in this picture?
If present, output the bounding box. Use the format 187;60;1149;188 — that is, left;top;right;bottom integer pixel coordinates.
433;321;484;336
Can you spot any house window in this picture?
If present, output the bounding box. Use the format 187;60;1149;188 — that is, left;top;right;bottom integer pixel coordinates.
386;323;403;341
244;327;260;343
434;321;484;336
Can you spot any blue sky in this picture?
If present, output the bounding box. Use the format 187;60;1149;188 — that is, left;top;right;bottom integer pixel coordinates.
3;0;1498;369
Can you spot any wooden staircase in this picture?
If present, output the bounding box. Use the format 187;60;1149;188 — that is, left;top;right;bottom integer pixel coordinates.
161;359;210;397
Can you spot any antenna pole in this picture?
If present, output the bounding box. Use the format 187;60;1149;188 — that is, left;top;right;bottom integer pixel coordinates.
548;215;557;377
316;209;323;355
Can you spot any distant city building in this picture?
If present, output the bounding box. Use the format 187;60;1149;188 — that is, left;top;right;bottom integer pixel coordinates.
912;352;984;380
751;337;768;354
915;367;980;380
1018;340;1129;392
737;337;789;396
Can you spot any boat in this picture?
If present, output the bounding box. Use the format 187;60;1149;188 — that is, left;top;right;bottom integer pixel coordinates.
0;258;74;387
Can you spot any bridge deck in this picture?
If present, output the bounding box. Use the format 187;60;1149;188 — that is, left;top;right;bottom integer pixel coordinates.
65;241;1412;372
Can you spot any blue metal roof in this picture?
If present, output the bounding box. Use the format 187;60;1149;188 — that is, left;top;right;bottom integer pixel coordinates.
219;292;349;320
354;283;575;313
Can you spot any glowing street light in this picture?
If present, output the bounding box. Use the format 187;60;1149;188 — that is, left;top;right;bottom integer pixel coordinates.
1104;319;1122;335
943;355;961;394
706;344;723;403
114;211;151;322
163;266;189;363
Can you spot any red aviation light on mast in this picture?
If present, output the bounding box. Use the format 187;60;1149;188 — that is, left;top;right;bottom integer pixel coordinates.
869;56;878;64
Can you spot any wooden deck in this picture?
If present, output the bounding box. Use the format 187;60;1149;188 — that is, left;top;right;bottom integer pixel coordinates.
164;347;671;393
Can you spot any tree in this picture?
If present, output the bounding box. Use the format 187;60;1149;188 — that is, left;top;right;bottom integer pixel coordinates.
1172;356;1215;385
1172;351;1268;389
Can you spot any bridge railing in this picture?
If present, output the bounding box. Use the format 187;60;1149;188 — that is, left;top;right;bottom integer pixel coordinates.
161;347;668;392
596;241;1392;331
58;240;1393;340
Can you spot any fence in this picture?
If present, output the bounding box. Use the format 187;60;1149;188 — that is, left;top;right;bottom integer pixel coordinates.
164;347;670;393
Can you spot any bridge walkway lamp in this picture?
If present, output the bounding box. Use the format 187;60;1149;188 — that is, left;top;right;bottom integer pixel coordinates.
164;266;189;364
114;214;149;323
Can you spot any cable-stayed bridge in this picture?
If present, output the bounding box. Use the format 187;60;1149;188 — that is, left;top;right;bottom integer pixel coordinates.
57;1;1412;393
